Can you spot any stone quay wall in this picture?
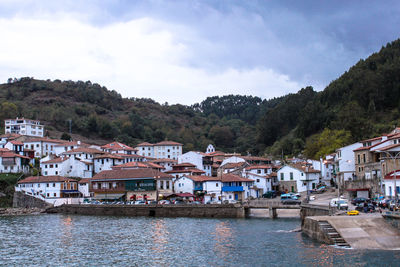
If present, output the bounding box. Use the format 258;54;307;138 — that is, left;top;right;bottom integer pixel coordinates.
13;191;52;209
46;204;246;218
301;217;333;245
300;204;332;226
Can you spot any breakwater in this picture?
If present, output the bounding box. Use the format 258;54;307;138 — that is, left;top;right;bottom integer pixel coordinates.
46;204;246;218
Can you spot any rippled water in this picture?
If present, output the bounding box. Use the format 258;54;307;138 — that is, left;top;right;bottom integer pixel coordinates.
1;214;400;266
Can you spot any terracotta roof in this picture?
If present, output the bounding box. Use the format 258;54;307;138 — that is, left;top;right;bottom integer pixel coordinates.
384;170;400;180
92;169;172;180
360;136;383;143
101;142;136;151
79;178;91;184
113;153;145;158
221;173;254;182
42;157;68;164
150;158;177;163
165;168;205;174
373;143;400;152
245;165;273;170
0;133;22;139
240;156;272;162
18;176;78;184
136;142;154;147
94;153;124;160
354;141;385;152
186;175;221;182
222;162;247;169
0;151;30;159
206;151;225;156
10;140;23;145
288;164;320;173
63;148;104;154
155;141;183;146
173;163;196;168
25;138;65;143
112;161;165;169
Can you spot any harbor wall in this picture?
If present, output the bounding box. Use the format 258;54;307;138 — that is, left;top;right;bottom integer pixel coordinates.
301;217;333;245
46;204;246;218
300;204;332;225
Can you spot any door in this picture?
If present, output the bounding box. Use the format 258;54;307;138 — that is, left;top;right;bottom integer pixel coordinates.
234;193;238;200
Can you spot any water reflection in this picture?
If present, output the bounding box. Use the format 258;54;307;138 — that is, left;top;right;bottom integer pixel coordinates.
61;215;73;247
213;221;234;261
150;219;169;265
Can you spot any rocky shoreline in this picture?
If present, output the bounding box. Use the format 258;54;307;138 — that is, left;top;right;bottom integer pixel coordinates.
0;207;46;216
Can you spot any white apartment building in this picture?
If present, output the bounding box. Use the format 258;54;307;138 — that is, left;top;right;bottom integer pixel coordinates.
136;141;183;160
335;142;362;184
5;118;44;137
277;165;320;193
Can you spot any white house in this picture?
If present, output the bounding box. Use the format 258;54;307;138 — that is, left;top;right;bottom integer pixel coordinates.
149;158;177;172
335;142;362;185
5;118;44;137
101;141;137;155
136;140;183;160
383;170;400;198
0;148;31;173
23;138;66;157
174;175;222;203
277;164;320;193
178;151;213;176
15;175;82;206
221;173;253;202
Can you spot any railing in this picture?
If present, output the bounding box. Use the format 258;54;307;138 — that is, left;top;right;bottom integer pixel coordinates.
222;186;243;192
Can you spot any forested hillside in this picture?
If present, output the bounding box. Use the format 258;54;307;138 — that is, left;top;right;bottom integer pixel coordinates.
1;38;400;158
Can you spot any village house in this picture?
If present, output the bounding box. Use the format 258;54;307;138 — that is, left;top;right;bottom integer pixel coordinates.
178;150;214;176
221;173;254;202
174;175;221;203
135;140;183;160
164;162;205;179
149;158;177;172
23;137;65;157
244;165;274;197
15;175;82;205
277;164;320;193
0;148;31;173
101;141;138;155
5;118;44;137
90;168;172;201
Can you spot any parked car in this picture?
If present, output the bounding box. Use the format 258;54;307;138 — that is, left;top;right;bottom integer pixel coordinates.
147;201;157;205
262;190;277;198
134;200;146;205
158;200;171;205
347;210;359;216
351;197;368;205
281;193;298;200
330;198;349;210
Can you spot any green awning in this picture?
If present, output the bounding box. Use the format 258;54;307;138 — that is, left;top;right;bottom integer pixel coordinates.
94;193;125;200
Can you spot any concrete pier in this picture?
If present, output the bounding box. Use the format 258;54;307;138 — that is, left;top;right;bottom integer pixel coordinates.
303;214;400;250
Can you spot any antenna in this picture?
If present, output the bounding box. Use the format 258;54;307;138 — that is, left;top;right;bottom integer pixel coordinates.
68;119;72;134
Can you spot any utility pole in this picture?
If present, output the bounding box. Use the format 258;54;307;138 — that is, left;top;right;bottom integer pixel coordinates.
68;119;72;134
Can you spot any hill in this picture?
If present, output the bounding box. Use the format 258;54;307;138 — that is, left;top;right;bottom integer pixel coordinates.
1;38;400;158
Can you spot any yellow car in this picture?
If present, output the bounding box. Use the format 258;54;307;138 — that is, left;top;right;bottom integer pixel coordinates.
347;210;359;216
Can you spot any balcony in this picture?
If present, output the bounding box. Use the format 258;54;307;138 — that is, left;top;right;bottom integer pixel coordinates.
194;186;203;191
222;186;244;192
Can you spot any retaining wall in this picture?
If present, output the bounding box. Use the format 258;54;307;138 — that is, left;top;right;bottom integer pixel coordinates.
46;204;246;218
301;217;333;245
13;191;52;209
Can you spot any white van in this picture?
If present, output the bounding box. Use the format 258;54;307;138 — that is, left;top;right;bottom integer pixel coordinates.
330;198;348;210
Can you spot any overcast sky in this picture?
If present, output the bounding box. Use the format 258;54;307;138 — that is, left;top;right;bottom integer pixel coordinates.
0;0;399;105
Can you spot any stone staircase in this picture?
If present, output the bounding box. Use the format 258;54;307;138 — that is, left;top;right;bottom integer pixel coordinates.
318;220;351;248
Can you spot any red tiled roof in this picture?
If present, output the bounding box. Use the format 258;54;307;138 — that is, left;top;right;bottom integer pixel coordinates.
155;141;183;146
10;140;23;145
0;151;30;159
92;169;172;180
42;157;68;164
136;142;154;147
94;153;124;160
25;138;65;143
54;141;89;147
240;156;272;162
360;136;383;143
173;163;196;168
79;178;91;184
288;164;320;173
63;148;104;154
112;161;164;169
101;142;136;151
373;143;400;152
18;176;78;184
150;158;177;163
222;162;247;169
165;168;205;174
245;165;273;170
186;175;221;182
221;173;253;182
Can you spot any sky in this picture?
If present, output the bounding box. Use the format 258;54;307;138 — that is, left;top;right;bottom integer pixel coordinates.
0;0;399;105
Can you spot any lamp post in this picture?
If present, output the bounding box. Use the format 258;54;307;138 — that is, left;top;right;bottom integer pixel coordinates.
380;151;400;205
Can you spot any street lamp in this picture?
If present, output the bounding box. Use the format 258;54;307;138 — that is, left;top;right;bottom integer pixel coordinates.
379;151;400;204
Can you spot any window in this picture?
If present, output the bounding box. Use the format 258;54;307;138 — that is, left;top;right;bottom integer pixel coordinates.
36;144;39;148
216;183;219;187
363;154;366;163
290;172;293;180
166;181;170;189
301;173;304;176
53;193;56;197
257;170;261;174
46;183;49;187
55;171;58;175
358;154;360;164
280;173;284;180
47;193;49;197
53;183;56;187
256;179;260;183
